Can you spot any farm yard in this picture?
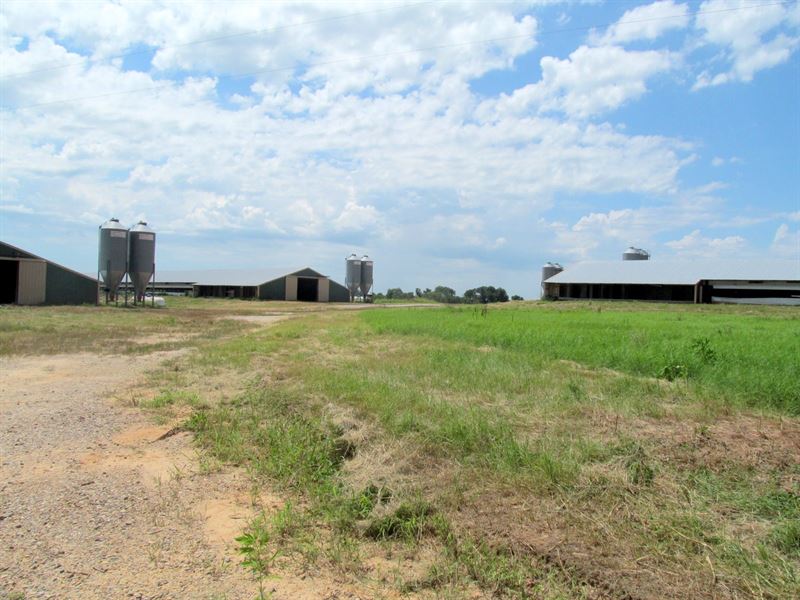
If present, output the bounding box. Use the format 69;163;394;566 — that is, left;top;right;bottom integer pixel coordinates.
0;299;798;599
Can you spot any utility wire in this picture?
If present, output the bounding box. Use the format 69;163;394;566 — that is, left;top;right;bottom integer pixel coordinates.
3;1;791;112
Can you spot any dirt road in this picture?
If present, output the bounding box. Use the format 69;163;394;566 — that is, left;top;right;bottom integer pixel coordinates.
0;350;372;600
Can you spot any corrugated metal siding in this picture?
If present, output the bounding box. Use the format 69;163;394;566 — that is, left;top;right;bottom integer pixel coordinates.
329;279;350;302
258;277;287;300
45;263;97;305
17;260;46;305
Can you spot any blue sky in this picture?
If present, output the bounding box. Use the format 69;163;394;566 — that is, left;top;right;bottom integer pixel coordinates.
1;0;798;298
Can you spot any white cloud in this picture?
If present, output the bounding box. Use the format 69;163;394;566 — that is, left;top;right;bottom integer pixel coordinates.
0;1;539;98
0;203;35;214
771;223;800;259
711;155;743;167
332;200;380;233
487;45;677;118
592;1;689;46
1;1;788;296
665;229;747;257
544;185;734;260
694;0;799;88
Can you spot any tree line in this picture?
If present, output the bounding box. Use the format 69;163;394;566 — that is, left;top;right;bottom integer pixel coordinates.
374;285;523;304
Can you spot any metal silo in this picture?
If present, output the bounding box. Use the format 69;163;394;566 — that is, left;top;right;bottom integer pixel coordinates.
541;262;563;283
359;255;373;299
623;247;649;261
98;218;128;301
540;262;564;299
345;254;361;301
128;221;156;303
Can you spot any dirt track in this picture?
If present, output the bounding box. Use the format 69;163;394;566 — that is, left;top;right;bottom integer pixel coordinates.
0;350;373;600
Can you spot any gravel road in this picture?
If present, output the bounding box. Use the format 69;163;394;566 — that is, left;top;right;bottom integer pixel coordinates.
0;351;372;600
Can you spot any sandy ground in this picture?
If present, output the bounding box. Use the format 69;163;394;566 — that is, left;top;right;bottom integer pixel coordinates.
0;348;376;600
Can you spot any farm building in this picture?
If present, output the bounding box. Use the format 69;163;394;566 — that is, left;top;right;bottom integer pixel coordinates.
541;259;800;305
145;268;350;302
0;241;98;305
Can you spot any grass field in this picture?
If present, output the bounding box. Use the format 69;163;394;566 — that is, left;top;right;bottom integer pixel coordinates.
2;299;798;598
362;303;800;414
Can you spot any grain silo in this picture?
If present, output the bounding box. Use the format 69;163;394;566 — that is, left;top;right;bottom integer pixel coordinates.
98;218;128;302
345;254;361;301
128;221;156;303
359;255;373;299
540;262;564;299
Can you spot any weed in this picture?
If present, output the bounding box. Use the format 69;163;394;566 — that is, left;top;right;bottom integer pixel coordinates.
691;336;717;364
270;502;299;540
365;499;435;542
324;534;361;569
349;484;392;519
768;520;800;557
236;516;281;600
659;362;687;381
141;389;200;409
625;443;656;486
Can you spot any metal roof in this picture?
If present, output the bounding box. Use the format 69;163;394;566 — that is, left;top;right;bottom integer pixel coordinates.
1;240;98;283
152;268;325;287
545;259;800;286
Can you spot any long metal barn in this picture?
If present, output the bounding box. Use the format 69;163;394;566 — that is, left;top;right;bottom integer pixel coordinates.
146;268;350;302
542;259;800;305
0;241;98;305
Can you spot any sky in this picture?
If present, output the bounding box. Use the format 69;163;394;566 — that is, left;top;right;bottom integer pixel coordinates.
1;0;798;298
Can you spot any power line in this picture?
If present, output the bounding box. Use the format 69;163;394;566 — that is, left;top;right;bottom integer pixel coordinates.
4;1;791;112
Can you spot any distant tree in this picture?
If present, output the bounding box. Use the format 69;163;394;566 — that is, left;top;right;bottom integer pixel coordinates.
463;285;509;304
386;287;414;300
430;285;458;303
415;288;423;297
511;295;524;301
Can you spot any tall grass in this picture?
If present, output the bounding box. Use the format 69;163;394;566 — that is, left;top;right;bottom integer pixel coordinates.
362;305;800;414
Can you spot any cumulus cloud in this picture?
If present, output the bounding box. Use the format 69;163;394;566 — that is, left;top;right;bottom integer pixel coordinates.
770;223;800;259
544;187;733;260
665;229;747;257
694;0;799;89
592;1;689;46
0;1;791;295
332;200;380;233
486;45;677;119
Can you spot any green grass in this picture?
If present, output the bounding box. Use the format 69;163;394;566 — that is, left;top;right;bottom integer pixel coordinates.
372;296;439;305
183;378;590;597
17;300;792;598
361;304;800;414
247;307;797;598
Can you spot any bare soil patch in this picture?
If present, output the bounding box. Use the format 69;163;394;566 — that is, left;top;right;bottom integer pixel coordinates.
222;314;291;325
